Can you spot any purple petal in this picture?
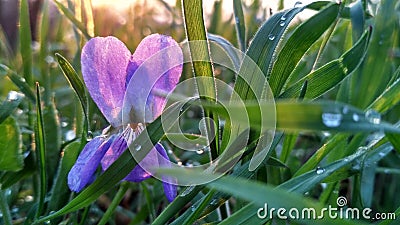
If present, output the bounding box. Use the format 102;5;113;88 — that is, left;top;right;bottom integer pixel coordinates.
68;136;113;192
156;144;177;202
124;34;183;123
81;36;131;127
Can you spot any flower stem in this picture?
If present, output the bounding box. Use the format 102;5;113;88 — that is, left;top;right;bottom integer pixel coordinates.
98;182;130;225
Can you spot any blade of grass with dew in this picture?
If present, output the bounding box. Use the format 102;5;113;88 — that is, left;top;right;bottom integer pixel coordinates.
349;0;365;42
55;53;88;123
221;4;304;151
34;83;47;219
0;64;36;103
280;27;371;99
233;0;246;52
360;143;393;208
0;91;24;124
207;33;241;70
182;0;219;158
0;117;23;171
269;3;340;96
52;0;91;40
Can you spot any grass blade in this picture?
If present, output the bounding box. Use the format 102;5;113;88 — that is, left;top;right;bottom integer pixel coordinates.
34;83;47;218
0;117;23;171
0;64;36;103
233;0;246;51
19;0;33;86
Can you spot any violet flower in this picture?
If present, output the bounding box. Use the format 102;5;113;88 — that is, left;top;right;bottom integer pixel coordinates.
67;34;183;202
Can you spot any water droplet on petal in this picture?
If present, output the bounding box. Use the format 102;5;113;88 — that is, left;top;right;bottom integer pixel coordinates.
322;112;342;127
352;113;360;122
316;166;325;175
134;144;142;151
365;109;381;124
268;34;275;41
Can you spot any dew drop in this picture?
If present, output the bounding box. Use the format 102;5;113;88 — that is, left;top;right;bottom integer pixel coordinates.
378;152;385;157
7;91;20;101
342;106;349;114
177;161;183;166
316;166;325;175
180;185;194;197
352;113;360;122
61;121;68;127
279;21;285;27
167;149;173;154
210;198;218;205
87;131;94;141
365;109;381;124
268;34;275;41
322;112;342;127
191;205;197;212
134;144;142;151
384;169;390;174
66;130;76;141
280;16;286;21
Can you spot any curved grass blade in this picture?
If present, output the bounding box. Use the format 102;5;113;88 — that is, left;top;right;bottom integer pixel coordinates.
0;91;24;124
0;64;36;103
368;77;400;113
280;27;371;99
269;3;340;96
207;33;241;70
233;0;246;51
349;0;365;41
55;53;88;121
35;83;47;219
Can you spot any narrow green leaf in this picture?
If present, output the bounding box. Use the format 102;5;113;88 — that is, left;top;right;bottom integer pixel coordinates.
19;0;33;86
233;0;246;51
368;77;400;113
182;0;219;158
349;0;365;42
98;182;130;225
39;0;51;103
386;133;400;154
52;0;91;40
353;0;399;108
0;64;36;103
0;91;24;124
35;83;47;218
0;117;23;171
269;3;340;96
280;27;371;99
55;53;88;121
0;189;12;225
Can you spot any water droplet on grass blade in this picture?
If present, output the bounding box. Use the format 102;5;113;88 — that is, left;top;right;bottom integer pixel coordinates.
196;149;204;154
365;109;381;124
316;167;325;175
279;21;285;26
134;144;142;151
322;113;342;127
7;91;21;101
268;34;275;41
294;1;303;7
352;113;360;122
